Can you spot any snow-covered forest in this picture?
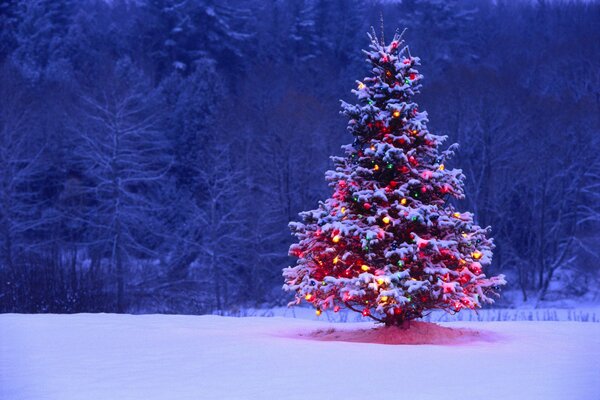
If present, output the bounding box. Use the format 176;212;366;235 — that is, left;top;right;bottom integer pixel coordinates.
1;0;599;314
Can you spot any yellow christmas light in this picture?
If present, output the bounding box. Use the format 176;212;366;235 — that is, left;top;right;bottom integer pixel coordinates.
305;294;313;301
453;212;461;218
332;235;341;243
392;110;401;118
401;198;407;205
373;164;380;171
439;164;445;171
377;278;385;285
361;265;370;272
341;207;346;214
382;216;390;224
315;309;322;316
333;256;340;264
472;251;483;260
381;296;389;302
358;82;365;90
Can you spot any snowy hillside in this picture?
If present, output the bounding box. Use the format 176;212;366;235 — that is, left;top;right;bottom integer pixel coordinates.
1;314;599;400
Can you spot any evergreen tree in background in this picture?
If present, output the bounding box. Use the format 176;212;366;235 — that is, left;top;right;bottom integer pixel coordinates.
283;29;506;326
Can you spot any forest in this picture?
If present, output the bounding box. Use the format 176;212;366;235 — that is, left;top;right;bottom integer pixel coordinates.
0;0;599;314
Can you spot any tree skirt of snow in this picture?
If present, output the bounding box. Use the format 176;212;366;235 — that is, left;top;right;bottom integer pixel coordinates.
1;314;599;400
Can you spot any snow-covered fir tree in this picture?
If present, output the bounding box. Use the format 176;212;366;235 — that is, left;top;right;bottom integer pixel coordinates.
283;29;506;326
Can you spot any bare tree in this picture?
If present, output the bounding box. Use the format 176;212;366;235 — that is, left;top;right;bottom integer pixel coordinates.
0;63;55;283
70;57;172;312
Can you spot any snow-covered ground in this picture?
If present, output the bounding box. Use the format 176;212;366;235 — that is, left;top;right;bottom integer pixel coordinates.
234;305;600;323
1;313;599;400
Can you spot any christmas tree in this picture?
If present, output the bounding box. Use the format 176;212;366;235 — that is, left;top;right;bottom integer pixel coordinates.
283;29;506;326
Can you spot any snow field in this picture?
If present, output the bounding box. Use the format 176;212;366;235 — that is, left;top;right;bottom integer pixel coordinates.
1;313;599;400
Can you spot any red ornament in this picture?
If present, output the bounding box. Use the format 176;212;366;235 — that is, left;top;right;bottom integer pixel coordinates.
334;305;340;312
363;203;371;210
362;308;371;317
403;58;411;65
410;73;417;80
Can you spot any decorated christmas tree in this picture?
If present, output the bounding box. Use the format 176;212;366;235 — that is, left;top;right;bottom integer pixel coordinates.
283;29;506;326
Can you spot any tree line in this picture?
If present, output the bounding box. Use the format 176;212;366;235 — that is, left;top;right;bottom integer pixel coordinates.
0;0;599;313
